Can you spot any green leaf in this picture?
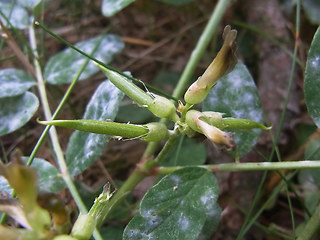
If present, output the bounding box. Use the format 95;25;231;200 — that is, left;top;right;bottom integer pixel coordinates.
0;92;39;136
21;157;66;193
203;62;263;157
163;137;207;166
44;34;124;85
117;103;154;124
298;139;320;214
16;0;42;9
100;226;123;240
305;27;320;127
66;80;125;176
101;0;136;17
0;157;66;194
0;68;36;98
302;0;320;25
123;167;221;240
156;0;196;6
0;1;30;29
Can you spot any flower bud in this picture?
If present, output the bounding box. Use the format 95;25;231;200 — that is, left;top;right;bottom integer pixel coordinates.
147;95;179;122
186;110;235;150
142;122;169;142
184;25;237;105
197;119;235;151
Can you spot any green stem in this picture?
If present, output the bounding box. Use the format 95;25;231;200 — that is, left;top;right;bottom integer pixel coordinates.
28;24;102;240
152;160;320;174
172;0;232;100
29;24;87;211
238;2;302;238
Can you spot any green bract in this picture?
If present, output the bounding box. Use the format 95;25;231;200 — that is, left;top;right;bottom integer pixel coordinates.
147;95;179;121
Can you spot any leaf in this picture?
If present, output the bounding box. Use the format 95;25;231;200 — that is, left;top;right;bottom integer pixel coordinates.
21;157;66;193
156;0;196;6
0;157;66;194
0;1;30;29
16;0;42;9
123;167;221;240
305;27;320;127
0;176;12;194
202;62;263;157
298;139;320;213
101;0;136;17
302;0;320;25
162;137;207;166
116;103;154;124
0;92;39;136
100;226;123;240
0;162;51;231
44;34;124;85
0;68;36;98
66;80;125;176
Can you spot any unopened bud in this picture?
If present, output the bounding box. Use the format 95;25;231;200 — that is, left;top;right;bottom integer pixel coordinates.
186;110;235;150
142;122;169;142
184;25;237;105
197;119;235;151
147;95;179;122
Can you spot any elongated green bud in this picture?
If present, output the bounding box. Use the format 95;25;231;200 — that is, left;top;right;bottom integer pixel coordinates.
39;120;169;142
200;112;271;131
71;214;95;240
38;119;149;138
96;64;153;106
184;25;238;104
97;65;179;122
147;95;179;122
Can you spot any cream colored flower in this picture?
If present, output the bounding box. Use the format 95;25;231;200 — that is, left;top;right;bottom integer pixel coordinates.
184;25;238;105
195;117;235;151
